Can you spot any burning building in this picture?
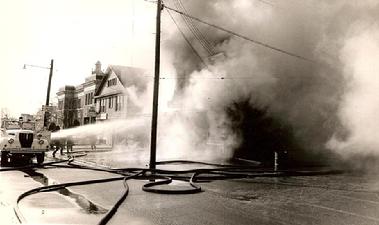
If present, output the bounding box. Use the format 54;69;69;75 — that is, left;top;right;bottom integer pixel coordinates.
150;0;379;167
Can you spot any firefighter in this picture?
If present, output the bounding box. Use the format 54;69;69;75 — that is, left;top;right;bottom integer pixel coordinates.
66;136;74;153
52;138;64;157
90;135;97;151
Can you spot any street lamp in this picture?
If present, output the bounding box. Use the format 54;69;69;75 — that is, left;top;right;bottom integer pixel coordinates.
23;59;54;128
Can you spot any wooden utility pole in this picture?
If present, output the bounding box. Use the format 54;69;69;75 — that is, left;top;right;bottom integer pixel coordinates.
23;59;54;128
149;0;162;170
45;59;54;107
44;59;54;127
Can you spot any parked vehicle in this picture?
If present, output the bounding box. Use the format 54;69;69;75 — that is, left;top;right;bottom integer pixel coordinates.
0;120;50;166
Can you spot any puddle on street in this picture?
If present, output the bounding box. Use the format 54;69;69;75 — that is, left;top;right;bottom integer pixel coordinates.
22;169;107;214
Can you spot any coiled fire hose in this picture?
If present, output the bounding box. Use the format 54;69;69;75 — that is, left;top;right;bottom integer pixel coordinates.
1;156;346;225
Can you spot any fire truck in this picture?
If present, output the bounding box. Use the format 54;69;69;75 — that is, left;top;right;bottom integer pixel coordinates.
0;119;50;166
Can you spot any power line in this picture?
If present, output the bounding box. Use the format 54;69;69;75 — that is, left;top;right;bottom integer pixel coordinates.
163;5;314;62
166;9;208;67
256;0;275;7
165;0;213;56
167;0;211;55
143;74;277;80
174;0;215;55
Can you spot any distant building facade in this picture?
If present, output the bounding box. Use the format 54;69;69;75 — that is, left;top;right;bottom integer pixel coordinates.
35;105;58;131
20;113;34;122
94;65;146;121
80;61;105;125
94;65;146;145
56;62;146;129
56;61;105;128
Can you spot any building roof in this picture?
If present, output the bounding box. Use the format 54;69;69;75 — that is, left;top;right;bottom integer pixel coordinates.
75;84;84;92
95;65;147;96
107;65;146;87
57;85;76;95
58;85;75;91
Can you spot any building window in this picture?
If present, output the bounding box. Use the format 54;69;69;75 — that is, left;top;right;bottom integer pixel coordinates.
108;96;113;108
58;100;63;110
115;96;119;111
115;95;123;111
107;78;117;87
74;98;81;109
85;92;94;105
100;98;106;113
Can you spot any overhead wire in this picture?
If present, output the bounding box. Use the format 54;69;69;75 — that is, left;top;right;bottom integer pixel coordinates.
256;0;275;7
178;0;215;53
172;0;215;55
166;9;208;67
166;0;211;55
163;5;314;62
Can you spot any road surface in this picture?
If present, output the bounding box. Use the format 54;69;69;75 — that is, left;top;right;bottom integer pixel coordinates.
1;147;379;225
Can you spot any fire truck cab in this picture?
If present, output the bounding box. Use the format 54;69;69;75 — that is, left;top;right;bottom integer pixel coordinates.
0;120;50;166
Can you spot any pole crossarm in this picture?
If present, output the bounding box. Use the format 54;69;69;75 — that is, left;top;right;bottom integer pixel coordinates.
23;64;51;70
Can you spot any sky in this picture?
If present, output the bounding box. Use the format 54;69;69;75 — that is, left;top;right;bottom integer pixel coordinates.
0;0;171;117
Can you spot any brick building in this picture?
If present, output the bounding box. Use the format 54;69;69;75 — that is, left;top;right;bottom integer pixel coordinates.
56;85;76;129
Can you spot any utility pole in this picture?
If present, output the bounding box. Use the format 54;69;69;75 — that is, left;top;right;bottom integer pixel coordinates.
23;59;54;128
45;59;54;107
149;0;162;170
44;59;54;128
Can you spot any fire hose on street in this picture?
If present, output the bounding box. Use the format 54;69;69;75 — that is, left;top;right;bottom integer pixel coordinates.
0;155;352;225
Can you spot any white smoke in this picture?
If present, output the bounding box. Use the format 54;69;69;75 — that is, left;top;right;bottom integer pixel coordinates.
160;0;379;163
327;23;379;157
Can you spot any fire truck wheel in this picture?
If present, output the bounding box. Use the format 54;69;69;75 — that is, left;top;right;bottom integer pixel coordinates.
1;151;9;166
36;153;45;164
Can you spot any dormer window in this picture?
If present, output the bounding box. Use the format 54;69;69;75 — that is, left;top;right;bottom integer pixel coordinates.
107;78;117;87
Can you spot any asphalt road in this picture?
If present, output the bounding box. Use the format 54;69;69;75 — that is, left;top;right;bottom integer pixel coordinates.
2;149;379;225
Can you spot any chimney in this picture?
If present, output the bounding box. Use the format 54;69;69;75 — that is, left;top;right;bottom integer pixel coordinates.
95;61;102;75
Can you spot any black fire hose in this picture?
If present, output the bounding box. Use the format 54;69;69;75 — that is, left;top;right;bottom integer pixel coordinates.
5;158;347;225
155;160;254;167
97;171;144;225
142;172;201;194
14;172;144;224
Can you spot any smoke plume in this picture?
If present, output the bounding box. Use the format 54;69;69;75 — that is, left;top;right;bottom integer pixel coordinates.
157;0;379;165
327;24;379;157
